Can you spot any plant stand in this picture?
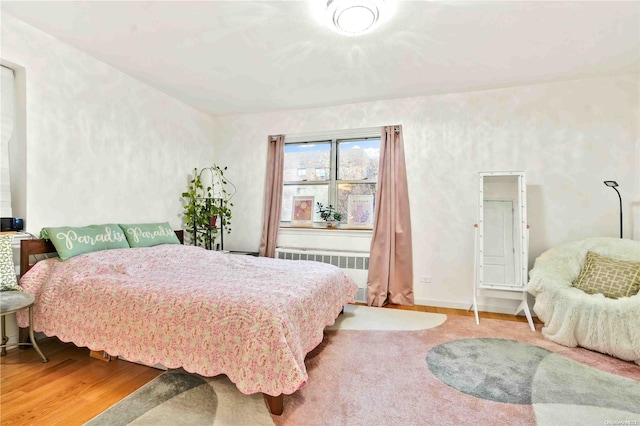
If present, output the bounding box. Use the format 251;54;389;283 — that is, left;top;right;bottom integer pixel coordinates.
192;197;224;251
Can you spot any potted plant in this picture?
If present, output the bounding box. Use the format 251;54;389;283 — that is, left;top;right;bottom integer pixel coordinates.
316;202;343;228
182;165;235;249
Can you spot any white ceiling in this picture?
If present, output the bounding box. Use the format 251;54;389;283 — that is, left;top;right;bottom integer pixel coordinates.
3;1;639;117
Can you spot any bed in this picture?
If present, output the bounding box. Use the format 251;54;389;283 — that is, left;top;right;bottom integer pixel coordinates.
17;230;357;415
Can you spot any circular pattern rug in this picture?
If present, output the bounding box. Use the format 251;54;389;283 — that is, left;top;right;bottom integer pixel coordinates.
426;338;640;424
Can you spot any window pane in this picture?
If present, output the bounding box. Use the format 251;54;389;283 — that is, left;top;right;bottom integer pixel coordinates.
284;143;331;182
337;183;377;221
281;184;329;222
338;139;380;181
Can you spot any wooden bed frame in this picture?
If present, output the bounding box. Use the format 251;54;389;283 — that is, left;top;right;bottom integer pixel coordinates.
18;229;285;415
20;231;185;276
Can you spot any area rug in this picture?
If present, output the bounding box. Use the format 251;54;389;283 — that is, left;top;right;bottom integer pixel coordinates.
87;306;640;425
85;371;272;426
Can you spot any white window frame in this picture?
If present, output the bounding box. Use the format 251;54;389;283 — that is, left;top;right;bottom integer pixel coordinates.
1;65;15;217
281;127;381;226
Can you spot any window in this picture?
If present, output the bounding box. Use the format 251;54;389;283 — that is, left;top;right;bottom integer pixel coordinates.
0;66;15;217
281;134;380;225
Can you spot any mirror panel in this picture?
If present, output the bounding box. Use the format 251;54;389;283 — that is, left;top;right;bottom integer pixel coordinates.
478;172;528;290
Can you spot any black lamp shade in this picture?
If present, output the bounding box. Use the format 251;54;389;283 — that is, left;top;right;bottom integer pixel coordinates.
604;181;622;238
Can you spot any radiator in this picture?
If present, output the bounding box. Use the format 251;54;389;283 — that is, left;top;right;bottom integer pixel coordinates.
275;247;369;303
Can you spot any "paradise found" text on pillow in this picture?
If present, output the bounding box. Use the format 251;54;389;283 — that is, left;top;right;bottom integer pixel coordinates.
56;226;127;250
125;225;175;243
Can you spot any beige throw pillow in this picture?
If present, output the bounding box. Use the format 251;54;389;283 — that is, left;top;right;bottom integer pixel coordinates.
573;251;640;299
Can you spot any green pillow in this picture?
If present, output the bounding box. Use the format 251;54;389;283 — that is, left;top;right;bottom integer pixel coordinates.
573;251;640;299
0;234;21;291
119;222;179;248
42;224;130;261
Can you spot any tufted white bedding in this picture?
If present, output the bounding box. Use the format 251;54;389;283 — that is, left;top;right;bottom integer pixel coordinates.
17;244;357;396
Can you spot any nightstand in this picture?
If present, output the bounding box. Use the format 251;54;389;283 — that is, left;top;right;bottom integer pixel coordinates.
0;292;48;362
228;251;259;257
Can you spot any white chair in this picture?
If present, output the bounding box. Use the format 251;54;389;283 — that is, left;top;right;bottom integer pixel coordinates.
527;237;640;365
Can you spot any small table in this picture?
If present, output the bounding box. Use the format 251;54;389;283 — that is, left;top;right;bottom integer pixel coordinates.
0;292;48;362
228;251;259;257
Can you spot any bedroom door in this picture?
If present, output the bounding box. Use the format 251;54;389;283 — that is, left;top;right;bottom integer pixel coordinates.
482;200;515;286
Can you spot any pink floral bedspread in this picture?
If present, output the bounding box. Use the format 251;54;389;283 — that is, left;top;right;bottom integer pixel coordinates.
17;245;357;396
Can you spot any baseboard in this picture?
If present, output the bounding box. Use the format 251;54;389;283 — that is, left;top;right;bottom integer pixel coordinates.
413;297;538;317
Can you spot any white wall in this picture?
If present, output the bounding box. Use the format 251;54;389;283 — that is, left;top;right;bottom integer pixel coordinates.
1;14;216;233
2;14;638;315
214;74;640;312
1;14;217;348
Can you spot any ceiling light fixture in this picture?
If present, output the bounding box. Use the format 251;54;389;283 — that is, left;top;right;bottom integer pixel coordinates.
325;0;389;36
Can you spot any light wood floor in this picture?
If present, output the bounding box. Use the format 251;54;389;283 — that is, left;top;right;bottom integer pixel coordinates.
0;305;539;425
379;303;542;324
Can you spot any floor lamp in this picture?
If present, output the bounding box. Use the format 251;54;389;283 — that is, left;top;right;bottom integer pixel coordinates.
604;181;622;239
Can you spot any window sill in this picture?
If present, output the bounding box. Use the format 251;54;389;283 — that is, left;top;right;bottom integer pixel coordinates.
278;225;373;251
279;225;372;232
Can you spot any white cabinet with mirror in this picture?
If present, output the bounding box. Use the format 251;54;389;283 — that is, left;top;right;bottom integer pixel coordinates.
472;171;534;330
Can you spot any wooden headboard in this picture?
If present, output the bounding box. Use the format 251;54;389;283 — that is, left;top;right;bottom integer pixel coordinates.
20;230;184;277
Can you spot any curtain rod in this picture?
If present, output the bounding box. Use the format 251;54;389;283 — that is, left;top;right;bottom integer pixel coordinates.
271;126;399;141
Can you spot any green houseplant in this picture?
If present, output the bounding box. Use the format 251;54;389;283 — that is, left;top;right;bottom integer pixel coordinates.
316;202;343;228
182;165;235;249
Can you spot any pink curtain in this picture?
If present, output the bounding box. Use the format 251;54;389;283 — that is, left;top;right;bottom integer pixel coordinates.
367;125;414;306
259;135;285;257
